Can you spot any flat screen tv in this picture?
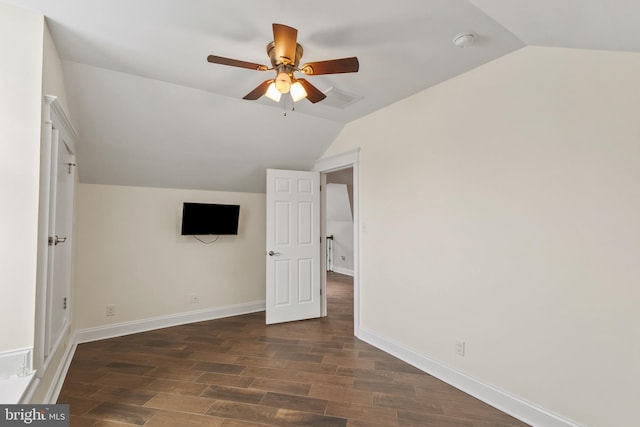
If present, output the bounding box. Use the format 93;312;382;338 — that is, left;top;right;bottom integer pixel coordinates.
181;202;240;235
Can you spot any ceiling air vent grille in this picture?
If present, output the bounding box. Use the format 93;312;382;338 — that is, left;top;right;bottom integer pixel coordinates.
322;87;363;109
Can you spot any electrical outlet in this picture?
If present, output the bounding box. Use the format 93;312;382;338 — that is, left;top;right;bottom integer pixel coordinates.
455;339;465;357
189;294;200;304
106;304;116;316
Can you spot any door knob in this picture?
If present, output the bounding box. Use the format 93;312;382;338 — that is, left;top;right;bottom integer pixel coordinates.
48;235;67;246
268;250;281;256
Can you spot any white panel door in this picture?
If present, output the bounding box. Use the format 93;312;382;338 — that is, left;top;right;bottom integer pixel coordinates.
45;132;74;357
266;169;321;324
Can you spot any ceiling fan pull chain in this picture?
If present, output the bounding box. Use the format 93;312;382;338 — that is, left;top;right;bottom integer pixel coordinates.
283;97;288;116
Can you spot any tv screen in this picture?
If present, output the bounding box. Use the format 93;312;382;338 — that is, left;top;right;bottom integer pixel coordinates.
181;202;240;235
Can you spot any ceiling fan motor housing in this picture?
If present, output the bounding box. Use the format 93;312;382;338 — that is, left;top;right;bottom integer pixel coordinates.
267;41;304;68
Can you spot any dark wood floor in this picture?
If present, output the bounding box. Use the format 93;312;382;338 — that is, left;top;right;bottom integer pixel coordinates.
58;272;529;426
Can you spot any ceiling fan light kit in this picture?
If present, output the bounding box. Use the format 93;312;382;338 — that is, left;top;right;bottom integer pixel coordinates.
207;23;359;104
265;83;282;102
275;71;292;93
290;82;307;102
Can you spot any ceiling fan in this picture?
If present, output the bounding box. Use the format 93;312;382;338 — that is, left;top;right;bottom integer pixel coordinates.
207;23;359;104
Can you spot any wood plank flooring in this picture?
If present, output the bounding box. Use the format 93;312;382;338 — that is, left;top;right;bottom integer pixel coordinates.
58;272;529;426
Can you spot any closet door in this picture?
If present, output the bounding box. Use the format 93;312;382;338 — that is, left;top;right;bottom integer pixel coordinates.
35;96;78;374
45;130;75;357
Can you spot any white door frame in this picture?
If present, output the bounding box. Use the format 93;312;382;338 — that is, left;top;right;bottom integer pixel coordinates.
314;148;360;336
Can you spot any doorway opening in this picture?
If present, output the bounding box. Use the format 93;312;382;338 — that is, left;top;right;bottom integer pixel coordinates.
315;148;360;336
324;168;354;277
323;168;355;327
264;149;359;334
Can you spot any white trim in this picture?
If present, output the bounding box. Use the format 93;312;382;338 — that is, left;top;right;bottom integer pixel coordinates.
315;150;360;336
319;173;328;317
41;324;70;375
21;339;77;404
48;95;79;152
352;163;359;336
313;148;360;173
35;95;79;379
75;301;266;344
43;341;77;404
358;327;582;427
330;267;354;277
34;99;54;377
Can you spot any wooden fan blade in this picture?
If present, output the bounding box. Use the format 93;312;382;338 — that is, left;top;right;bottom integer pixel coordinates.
296;78;327;103
243;80;274;100
272;23;298;65
207;55;268;71
300;57;359;75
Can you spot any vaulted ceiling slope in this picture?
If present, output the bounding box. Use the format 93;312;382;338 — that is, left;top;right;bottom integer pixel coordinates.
6;0;640;193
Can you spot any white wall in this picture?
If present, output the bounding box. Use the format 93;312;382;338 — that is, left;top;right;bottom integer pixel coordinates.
74;184;266;330
29;19;77;404
0;2;43;353
42;22;70;114
323;46;640;426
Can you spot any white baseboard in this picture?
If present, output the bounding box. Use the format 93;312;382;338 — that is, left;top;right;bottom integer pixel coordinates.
75;300;266;344
44;341;77;403
330;267;354;277
357;327;581;427
21;339;78;405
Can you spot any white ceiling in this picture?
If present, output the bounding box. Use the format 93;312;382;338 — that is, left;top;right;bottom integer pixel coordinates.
6;0;640;193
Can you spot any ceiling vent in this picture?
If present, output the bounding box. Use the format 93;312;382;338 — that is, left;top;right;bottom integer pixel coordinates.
322;87;363;109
